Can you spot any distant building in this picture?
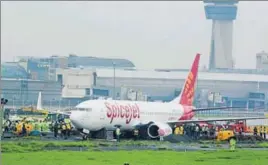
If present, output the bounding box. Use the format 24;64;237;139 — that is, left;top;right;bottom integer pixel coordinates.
256;51;268;70
1;62;61;106
17;57;50;80
17;54;135;81
2;54;268;109
1;78;62;106
1;62;28;79
54;68;97;99
67;54;135;68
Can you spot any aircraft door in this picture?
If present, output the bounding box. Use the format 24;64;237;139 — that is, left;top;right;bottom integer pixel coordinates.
100;108;105;120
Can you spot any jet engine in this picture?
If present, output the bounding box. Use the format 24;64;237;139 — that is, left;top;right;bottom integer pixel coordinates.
147;122;173;139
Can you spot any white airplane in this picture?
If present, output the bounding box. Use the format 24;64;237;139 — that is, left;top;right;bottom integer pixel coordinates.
69;53;267;139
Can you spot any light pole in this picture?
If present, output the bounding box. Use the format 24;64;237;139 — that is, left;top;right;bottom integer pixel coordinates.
59;99;61;110
49;100;52;111
0;99;7;165
113;62;116;100
0;27;2;163
0;103;3;161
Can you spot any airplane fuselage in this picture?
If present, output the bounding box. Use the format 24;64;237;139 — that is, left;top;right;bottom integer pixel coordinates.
70;99;194;131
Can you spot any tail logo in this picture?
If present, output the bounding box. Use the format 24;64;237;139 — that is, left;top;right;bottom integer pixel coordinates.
179;53;200;106
180;71;195;105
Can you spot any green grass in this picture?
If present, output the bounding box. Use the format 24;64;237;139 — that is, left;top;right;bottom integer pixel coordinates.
2;140;267;153
258;142;268;147
2;140;268;165
2;150;268;165
1;140;171;153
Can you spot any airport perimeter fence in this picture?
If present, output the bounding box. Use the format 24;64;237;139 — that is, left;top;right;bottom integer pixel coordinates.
195;109;268;118
4;100;81;110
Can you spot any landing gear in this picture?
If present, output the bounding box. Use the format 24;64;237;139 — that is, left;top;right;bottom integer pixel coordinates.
82;134;89;140
76;128;91;140
90;128;107;139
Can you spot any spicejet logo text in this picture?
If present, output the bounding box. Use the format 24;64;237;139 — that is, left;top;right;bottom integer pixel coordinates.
105;102;140;124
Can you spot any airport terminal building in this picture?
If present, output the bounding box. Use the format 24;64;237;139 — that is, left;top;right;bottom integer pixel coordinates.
1;54;268;109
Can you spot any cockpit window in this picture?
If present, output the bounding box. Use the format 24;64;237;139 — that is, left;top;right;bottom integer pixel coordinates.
75;108;92;111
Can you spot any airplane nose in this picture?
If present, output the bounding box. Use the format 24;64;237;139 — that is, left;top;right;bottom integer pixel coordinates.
70;111;85;128
70;111;78;122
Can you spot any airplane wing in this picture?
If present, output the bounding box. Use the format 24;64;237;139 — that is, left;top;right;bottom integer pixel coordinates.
167;116;268;124
192;106;242;112
193;106;268;112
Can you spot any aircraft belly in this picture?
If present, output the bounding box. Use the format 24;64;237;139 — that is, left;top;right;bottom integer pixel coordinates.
103;118;138;130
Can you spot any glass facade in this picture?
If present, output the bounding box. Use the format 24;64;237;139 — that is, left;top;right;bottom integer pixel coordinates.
93;89;109;96
249;92;265;100
27;60;49;80
1;63;28;79
221;92;266;110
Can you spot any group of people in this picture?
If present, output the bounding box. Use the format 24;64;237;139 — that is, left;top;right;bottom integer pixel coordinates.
2;116;73;139
114;127;139;142
174;124;217;140
51;118;72;139
3;118;50;136
253;125;267;139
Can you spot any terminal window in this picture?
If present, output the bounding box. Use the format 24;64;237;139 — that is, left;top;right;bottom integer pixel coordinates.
93;89;109;96
86;88;91;95
57;74;63;85
249;92;265;100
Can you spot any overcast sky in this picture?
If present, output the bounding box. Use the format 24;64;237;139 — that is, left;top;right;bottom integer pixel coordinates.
1;1;268;69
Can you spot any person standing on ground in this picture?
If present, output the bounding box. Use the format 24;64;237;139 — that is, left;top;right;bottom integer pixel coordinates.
253;126;258;136
115;126;121;142
239;127;243;136
180;125;184;135
22;123;27;136
61;121;67;139
263;126;266;139
54;121;59;138
190;124;195;139
195;124;200;140
260;126;263;137
229;138;236;152
133;128;139;141
174;126;180;135
66;122;71;138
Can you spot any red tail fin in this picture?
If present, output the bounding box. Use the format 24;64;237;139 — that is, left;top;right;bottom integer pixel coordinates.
174;53;201;106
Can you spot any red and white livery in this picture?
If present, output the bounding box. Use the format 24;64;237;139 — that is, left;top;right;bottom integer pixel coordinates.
70;53;266;139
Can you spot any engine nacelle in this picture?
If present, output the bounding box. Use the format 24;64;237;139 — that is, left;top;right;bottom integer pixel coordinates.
147;122;173;139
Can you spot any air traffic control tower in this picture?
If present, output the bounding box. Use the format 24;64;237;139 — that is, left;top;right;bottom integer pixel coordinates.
204;0;238;70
